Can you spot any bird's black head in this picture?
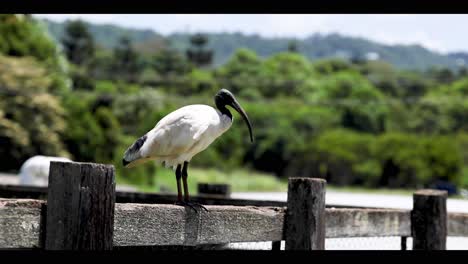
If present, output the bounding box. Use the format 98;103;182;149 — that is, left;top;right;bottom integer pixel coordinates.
215;89;236;112
215;89;254;143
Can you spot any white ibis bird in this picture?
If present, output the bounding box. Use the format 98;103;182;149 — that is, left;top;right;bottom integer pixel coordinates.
122;89;254;211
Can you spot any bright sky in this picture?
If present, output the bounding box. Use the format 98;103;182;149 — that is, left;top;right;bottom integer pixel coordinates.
34;14;468;54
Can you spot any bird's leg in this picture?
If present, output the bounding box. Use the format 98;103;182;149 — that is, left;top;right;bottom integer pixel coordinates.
182;161;190;202
175;164;183;203
174;163;198;212
182;161;208;212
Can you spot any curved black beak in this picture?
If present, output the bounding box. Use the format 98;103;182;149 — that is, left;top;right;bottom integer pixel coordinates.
229;98;254;143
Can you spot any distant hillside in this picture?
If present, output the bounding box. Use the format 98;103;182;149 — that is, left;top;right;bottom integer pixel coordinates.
44;19;166;50
42;18;466;71
448;52;468;67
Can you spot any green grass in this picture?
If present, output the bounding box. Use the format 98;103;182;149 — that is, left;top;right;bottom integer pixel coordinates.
117;166;288;194
116;167;467;199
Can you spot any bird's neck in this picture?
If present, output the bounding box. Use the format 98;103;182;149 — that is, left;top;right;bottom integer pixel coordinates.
215;99;232;120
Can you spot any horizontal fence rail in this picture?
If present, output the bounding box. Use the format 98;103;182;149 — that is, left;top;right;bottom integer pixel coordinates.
325;208;411;238
1;197;468;249
1;161;467;250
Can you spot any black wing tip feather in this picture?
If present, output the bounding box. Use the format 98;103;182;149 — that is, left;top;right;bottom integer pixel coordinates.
133;134;148;150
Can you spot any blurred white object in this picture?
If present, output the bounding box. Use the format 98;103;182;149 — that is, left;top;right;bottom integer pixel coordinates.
461;189;468;199
19;156;72;186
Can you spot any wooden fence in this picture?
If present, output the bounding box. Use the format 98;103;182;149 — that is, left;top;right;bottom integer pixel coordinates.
0;161;467;250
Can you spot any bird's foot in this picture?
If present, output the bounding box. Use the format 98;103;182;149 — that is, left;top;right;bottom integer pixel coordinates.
175;200;209;212
187;201;209;212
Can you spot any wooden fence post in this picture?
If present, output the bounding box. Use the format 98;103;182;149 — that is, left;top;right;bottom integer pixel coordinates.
271;240;282;251
411;189;447;250
45;161;116;250
285;177;326;250
401;236;407;250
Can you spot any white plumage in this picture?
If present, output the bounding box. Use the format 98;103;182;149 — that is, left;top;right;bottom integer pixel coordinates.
124;104;232;169
122;89;253;207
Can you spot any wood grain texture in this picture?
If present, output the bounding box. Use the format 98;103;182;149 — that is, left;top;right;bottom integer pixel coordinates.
0;198;44;248
448;212;468;237
412;189;447;250
2;199;467;249
325;208;411;237
45;162;115;250
285;178;326;250
114;204;284;246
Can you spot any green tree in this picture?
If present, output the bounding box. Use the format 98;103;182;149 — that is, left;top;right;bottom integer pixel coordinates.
358;60;402;97
62;94;105;162
87;48;114;80
0;14;69;93
186;33;213;67
260;52;315;97
215;48;263;98
62;92;122;164
287;40;299;53
61;20;95;66
0;55;69;171
308;71;388;133
186;69;216;95
112;89;167;135
426;67;456;84
375;133;462;188
313;58;354;75
315;129;380;186
153;48;191;76
423;78;468;133
458;66;468;78
113;35;140;82
147;47;192;87
0;15;57;62
396;71;433;98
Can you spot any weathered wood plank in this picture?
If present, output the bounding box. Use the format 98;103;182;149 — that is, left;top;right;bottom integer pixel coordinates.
0;198;44;248
114;204;284;246
412;189;447;250
285;178;326;250
197;206;284;244
2;198;467;249
45;162;116;250
325;208;411;238
448;212;468;237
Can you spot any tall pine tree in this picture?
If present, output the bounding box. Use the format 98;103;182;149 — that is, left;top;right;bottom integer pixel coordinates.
186;33;213;68
61;20;95;66
113;36;140;82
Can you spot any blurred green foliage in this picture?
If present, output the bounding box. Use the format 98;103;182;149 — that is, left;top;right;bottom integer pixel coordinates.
0;55;69;171
2;15;468;193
